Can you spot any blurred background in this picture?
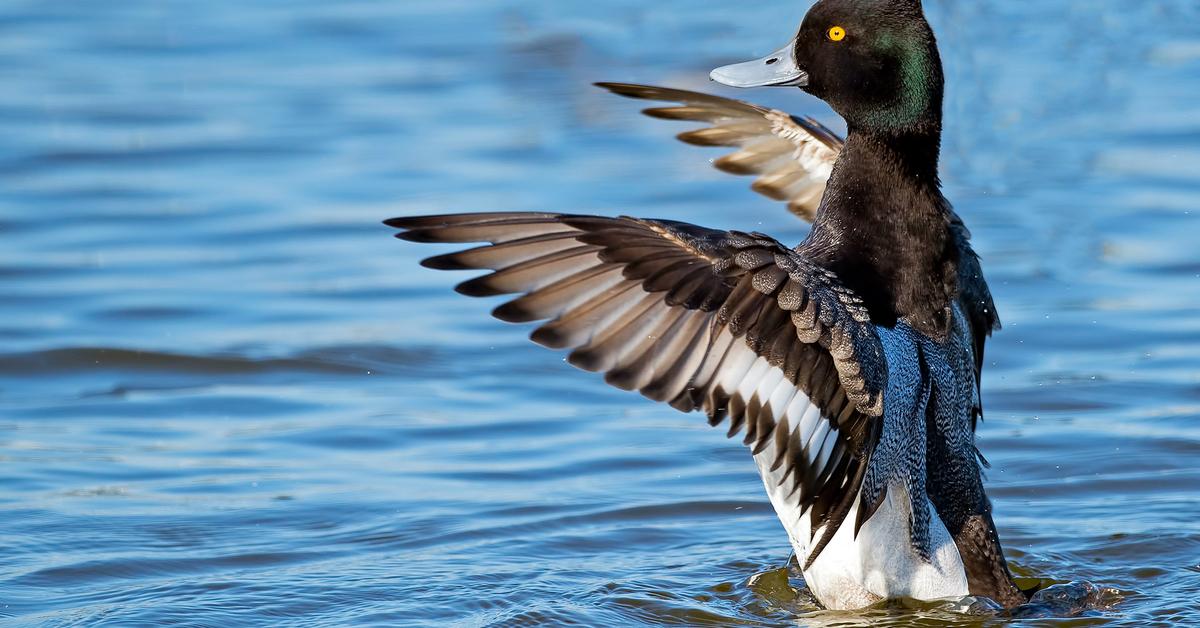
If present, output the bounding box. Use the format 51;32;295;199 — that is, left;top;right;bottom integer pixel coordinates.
1;0;1198;625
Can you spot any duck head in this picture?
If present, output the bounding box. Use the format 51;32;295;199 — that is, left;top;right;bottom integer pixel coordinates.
711;0;943;134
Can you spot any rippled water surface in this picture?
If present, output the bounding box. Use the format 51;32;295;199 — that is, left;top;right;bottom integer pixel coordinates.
2;1;1199;625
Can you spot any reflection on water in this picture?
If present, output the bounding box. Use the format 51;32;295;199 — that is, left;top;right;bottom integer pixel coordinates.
1;0;1199;625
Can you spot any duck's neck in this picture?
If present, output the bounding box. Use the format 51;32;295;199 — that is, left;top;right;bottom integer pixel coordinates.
802;126;958;338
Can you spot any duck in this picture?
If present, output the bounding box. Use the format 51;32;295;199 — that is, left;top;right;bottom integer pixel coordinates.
386;0;1028;611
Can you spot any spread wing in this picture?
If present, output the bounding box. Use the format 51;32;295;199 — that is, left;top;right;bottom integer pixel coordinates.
387;212;887;562
596;82;841;221
597;82;1001;427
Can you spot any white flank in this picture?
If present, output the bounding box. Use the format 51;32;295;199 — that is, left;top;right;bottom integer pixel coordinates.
749;364;968;610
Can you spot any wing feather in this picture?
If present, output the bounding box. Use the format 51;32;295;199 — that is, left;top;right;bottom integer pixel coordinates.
596;82;841;221
387;212;889;564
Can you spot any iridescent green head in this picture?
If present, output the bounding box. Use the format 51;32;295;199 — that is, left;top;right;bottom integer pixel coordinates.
711;0;943;134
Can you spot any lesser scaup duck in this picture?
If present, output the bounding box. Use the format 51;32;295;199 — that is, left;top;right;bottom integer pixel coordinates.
387;0;1027;610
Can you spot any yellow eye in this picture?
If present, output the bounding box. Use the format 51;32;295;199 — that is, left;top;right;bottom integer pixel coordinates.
827;26;846;42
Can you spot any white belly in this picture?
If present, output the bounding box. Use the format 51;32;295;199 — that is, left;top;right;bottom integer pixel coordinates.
752;441;968;610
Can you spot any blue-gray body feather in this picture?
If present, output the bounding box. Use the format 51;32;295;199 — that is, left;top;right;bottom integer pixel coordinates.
863;304;983;560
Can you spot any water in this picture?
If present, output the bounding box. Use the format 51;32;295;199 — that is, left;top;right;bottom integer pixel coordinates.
1;0;1198;625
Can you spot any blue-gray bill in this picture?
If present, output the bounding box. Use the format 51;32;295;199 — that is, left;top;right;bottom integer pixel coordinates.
710;39;808;88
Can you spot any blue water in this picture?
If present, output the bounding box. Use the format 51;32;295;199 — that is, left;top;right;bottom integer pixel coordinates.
2;0;1199;625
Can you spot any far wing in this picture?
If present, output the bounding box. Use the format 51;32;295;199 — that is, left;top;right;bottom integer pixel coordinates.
387;212;887;564
597;82;842;221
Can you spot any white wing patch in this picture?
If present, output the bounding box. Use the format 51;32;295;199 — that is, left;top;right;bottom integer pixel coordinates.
713;340;844;489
